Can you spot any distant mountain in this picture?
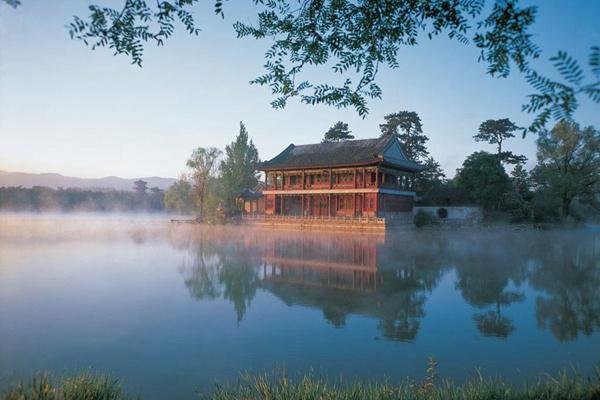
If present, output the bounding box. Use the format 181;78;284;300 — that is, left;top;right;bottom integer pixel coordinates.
0;170;176;191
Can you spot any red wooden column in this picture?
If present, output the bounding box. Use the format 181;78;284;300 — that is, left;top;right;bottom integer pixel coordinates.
301;194;304;216
363;168;366;188
328;194;331;217
375;168;380;187
280;194;284;215
353;193;356;216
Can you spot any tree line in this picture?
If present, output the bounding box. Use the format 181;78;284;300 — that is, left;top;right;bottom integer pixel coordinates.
3;115;596;222
166;113;599;224
323;112;599;223
0;180;164;212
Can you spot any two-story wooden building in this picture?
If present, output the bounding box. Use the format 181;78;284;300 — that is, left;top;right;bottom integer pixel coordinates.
258;136;422;218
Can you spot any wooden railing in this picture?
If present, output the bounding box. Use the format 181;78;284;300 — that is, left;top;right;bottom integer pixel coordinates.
241;214;386;224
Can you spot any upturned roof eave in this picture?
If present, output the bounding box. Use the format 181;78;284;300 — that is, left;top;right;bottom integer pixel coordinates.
380;160;424;173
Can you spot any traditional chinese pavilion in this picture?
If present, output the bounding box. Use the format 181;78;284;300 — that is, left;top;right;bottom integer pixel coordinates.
258;136;422;218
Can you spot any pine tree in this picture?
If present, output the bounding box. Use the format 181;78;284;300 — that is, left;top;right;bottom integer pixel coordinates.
379;111;429;162
322;121;354;142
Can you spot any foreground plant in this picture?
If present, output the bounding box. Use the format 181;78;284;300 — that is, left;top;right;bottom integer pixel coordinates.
204;367;600;400
3;373;127;400
4;365;600;400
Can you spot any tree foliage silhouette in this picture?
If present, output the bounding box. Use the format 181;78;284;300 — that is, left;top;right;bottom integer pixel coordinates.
380;111;429;162
456;151;510;210
322;121;354;142
531;121;600;219
524;47;600;133
59;0;539;118
186;146;222;219
4;1;595;132
220;122;260;206
474;119;526;165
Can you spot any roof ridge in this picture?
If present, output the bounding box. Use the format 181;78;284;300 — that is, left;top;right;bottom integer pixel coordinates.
259;135;421;172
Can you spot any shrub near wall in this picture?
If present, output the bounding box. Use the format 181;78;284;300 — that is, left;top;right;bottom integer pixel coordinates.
414;210;433;228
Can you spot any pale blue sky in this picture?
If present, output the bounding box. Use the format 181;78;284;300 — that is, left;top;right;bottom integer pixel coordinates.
0;1;599;179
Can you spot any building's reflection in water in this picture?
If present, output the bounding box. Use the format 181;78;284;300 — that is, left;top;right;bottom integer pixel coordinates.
171;226;600;343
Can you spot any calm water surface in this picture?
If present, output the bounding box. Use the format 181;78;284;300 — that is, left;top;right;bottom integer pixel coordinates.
1;215;599;399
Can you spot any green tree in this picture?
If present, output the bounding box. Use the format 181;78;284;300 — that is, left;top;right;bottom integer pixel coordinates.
220;122;260;208
415;156;446;196
503;164;533;222
322;121;354;142
456;151;510;210
531;121;600;220
186;146;222;219
164;176;196;214
379;111;429;162
474;119;526;165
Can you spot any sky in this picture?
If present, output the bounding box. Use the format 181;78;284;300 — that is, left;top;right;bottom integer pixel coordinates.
0;0;599;179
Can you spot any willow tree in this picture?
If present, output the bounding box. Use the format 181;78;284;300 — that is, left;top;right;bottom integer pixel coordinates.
186;146;221;219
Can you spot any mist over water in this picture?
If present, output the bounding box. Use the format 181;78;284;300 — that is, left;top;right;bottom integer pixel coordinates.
1;215;599;399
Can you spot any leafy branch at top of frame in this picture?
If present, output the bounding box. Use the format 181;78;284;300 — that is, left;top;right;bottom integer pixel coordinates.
523;46;600;135
63;0;539;118
234;0;540;117
66;0;215;66
9;0;597;133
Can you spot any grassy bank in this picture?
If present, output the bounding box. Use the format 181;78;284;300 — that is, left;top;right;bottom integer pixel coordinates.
4;367;600;400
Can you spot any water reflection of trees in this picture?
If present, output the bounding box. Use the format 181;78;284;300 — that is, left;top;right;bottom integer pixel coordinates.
453;233;529;339
528;232;600;342
172;228;450;341
169;226;600;343
176;228;263;323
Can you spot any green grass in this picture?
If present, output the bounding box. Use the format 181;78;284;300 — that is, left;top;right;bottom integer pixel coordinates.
205;368;600;400
3;373;127;400
4;364;600;400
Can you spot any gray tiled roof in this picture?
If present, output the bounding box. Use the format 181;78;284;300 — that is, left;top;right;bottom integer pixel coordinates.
259;136;421;171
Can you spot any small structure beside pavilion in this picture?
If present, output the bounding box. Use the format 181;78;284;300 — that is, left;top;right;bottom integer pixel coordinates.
234;182;265;215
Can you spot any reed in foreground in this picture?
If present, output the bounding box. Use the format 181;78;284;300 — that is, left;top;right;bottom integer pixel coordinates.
3;373;127;400
4;364;600;400
205;371;600;400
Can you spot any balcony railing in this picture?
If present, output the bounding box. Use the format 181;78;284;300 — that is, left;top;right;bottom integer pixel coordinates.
242;214;386;224
304;182;330;189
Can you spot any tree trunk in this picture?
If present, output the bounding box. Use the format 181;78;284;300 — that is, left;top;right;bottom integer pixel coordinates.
561;196;571;220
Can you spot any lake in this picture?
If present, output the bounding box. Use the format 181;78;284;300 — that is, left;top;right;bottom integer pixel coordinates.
1;214;599;399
